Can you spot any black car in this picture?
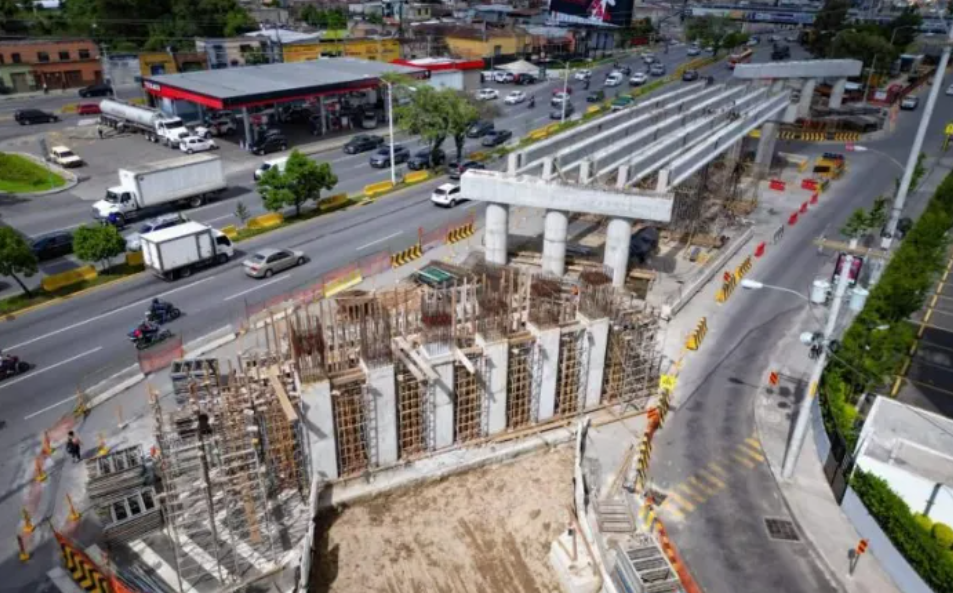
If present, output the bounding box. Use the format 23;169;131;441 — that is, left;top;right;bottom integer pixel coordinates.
30;231;73;260
407;148;446;170
251;133;288;156
550;103;575;119
586;90;605;103
14;109;58;125
466;121;494;138
682;70;699;82
481;129;513;147
343;134;385;154
515;74;538;85
448;160;486;180
78;82;113;98
771;45;790;61
369;145;410;168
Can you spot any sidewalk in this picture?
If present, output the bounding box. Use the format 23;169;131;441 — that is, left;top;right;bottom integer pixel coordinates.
755;314;901;593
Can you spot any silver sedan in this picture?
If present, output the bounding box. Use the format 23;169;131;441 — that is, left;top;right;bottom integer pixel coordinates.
243;247;307;278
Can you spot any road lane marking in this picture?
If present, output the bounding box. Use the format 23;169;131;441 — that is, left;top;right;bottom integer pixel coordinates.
203;214;233;223
223;275;292;302
708;461;729;477
677;482;707;504
356;231;402;251
699;468;727;489
737;443;766;462
8;347;102;398
659;499;685;520
689;475;720;496
6;276;218;350
666;490;696;512
731;453;757;468
745;437;762;450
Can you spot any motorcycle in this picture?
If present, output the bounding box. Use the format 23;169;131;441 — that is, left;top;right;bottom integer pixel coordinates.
128;326;173;350
146;303;181;325
0;355;30;380
528;97;536;108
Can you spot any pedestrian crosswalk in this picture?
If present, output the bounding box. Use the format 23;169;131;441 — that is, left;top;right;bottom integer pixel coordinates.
657;434;768;521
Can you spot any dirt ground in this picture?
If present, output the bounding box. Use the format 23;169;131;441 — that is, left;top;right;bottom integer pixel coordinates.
311;446;574;593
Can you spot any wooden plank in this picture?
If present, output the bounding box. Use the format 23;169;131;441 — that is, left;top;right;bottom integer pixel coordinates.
268;366;299;422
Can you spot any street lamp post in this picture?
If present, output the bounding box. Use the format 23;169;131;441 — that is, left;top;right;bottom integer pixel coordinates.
384;80;397;186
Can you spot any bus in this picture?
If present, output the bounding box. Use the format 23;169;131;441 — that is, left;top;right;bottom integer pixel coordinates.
728;48;754;69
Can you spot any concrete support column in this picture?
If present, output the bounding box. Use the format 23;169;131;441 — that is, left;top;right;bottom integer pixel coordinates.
579;159;593;185
655;168;671;193
241;106;252;151
433;361;455;450
507;152;520;176
319;97;327;136
726;140;743;162
533;325;561;422
798;78;816;118
755;122;779;168
367;364;398;467
542;210;568;277
770;79;785;94
829;77;847;109
542;156;555;180
479;336;508;436
485;203;509;266
301;380;338;481
616;165;628;189
580;315;609;409
603;218;632;288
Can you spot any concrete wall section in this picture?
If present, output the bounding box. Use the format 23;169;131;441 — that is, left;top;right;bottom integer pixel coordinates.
367;364;399;467
582;316;609;409
485;202;509;266
480;337;509;436
301;380;339;481
433;361;455;449
542;210;568;277
534;326;561;422
733;59;862;79
755;122;779;168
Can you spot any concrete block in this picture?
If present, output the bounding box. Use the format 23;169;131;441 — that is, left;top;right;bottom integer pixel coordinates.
434;361;455;449
367;364;398;467
301;380;339;481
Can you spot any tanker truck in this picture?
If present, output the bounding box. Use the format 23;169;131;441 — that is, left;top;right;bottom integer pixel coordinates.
99;99;191;148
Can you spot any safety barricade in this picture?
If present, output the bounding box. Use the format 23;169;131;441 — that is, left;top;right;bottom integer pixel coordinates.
467;151;488;162
291;282;324;305
403;170;430;184
125;251;144;267
42;265;97;293
734;256;753;281
446;219;475;244
769;179;786;191
544;123;561;135
319;193;349;212
54;531;114;593
137;335;184;375
246;212;283;230
364;180;394;198
715;273;738;303
526;129;549;141
754;242;766;258
810;192;819;205
801;178;819;191
685;317;708;351
221;225;239;240
322;263;363;298
391;243;423;268
359;250;392;279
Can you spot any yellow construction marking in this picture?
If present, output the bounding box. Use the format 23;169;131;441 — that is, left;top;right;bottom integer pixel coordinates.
678;482;708;504
689;475;721;496
699;468;727;489
659;500;686;520
731;453;757;468
745;437;762;450
666;490;697;512
708;461;729;477
737;443;766;462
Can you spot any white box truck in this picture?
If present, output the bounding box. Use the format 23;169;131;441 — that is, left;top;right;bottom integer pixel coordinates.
92;154;227;226
141;221;234;280
99;99;192;147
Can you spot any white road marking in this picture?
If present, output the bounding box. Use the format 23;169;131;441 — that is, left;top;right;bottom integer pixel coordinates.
356;231;402;251
223;275;292;302
203;213;233;223
126;540;199;593
6;275;218;350
7;346;103;398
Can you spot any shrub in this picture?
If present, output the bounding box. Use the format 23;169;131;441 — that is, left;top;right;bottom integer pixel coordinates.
914;513;934;533
935;523;953;549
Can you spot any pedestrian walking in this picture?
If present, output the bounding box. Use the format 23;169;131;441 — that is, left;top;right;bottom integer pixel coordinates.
66;431;82;463
42;81;49;95
97;126;104;140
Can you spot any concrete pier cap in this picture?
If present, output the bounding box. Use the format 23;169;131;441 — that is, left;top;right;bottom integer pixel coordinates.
733;59;863;80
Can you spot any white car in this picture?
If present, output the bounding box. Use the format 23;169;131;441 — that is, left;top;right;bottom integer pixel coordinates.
643;54;655;64
505;90;527;105
431;183;463;207
946;83;953;96
477;88;500;101
605;72;624;87
630;73;648;86
687;46;701;56
194;118;235;138
47;145;83;168
179;135;217;154
574;69;592;81
254;156;290;181
492;71;507;83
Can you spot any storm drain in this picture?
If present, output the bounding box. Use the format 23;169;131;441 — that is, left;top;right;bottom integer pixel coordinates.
764;517;801;542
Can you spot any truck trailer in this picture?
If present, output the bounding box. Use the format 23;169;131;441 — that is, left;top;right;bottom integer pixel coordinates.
99;99;191;148
141;221;234;280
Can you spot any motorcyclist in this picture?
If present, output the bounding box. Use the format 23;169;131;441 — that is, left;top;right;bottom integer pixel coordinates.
135;319;159;341
528;95;536;108
150;298;170;319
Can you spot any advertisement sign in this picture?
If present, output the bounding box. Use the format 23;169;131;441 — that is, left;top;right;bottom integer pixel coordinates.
548;0;635;27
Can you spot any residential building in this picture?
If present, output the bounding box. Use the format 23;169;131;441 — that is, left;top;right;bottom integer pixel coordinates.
444;26;531;61
138;52;207;77
0;63;33;93
0;39;101;90
195;36;283;69
283;37;400;62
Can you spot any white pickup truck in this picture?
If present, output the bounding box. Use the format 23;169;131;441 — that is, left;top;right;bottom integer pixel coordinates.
141;221;234;280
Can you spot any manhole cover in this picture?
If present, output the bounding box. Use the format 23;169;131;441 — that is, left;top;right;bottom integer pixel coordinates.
764;517;800;542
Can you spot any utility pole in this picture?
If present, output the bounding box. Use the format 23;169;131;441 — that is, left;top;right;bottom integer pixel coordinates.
882;20;953;248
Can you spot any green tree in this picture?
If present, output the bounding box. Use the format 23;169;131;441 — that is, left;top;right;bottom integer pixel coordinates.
444;90;485;162
73;224;126;272
235;201;251;227
809;0;850;57
722;31;750;51
832;29;897;71
685;16;735;53
884;7;922;50
868;195;889;230
366;12;384;25
0;227;38;297
840;208;871;240
258;150;338;217
394;83;450;165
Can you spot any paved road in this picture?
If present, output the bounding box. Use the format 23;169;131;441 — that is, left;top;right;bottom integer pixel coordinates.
0;85;145;141
649;73;953;591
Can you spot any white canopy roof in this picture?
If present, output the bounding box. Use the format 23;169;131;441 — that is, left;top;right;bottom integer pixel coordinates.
499;60;540;75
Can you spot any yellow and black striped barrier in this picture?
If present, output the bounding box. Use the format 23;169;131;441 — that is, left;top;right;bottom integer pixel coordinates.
716;273;739;303
685;317;708;350
391;244;422;268
634;435;652;491
779;130;861;143
57;533;110;592
446;221;475;244
734;256;753;281
657;389;671;427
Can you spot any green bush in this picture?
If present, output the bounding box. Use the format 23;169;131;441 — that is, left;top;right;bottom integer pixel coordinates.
914;513;934;533
935;523;953;549
852;471;953;591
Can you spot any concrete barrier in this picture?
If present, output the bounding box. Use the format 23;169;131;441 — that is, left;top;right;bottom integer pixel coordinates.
467;152;488;162
319;193;349;211
42;265;97;292
364;180;395;197
221;225;239;240
323;269;363;298
403;170;430;184
246;212;284;230
125;251;144;267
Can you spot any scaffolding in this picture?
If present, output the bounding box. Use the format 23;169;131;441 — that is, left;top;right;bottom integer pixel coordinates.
602;313;660;410
331;378;369;477
454;355;484;443
507;338;535;430
396;361;427;458
554;331;583;417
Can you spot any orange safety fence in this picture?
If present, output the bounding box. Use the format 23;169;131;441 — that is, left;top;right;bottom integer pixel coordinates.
421;222;452;253
321;262;362;298
360;250;392;278
137;335;184;375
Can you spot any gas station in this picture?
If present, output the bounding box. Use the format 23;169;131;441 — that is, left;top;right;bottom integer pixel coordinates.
141;57;428;149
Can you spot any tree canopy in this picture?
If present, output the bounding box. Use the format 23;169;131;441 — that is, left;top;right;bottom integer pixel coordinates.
258;150;338;217
299;6;347;29
808;0;850;57
0;227;38;297
832;29;898;71
684;16;737;53
393;81;495;162
73;224;126;272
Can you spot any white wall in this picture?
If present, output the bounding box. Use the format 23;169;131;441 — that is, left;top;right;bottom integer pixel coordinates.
426;70;464;91
857;456;953;526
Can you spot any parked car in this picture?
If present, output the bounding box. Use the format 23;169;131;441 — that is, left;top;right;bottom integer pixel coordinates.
466;121;495;138
687;46;701;56
78;83;113;98
650;63;666;76
505;90;527;104
253;156;289;181
482;129;513;147
343;134;384;154
551;92;571;107
431;183;463;207
448;160;485;180
704;46;715;53
501;72;515;83
605;72;625;87
682;69;699;82
14;109;58;125
407;148;446;170
179;135;217;154
630;73;648;86
77;103;101;116
492;71;508;83
243;247;307;279
30;231;73;261
477;88;500;101
250;133;288;156
901;96;920;110
587;90;606;102
550;103;575;119
369;145;410;168
195;118;236;138
574;69;592;81
125;213;188;251
46;145;83;168
514;73;538;85
769;34;781;42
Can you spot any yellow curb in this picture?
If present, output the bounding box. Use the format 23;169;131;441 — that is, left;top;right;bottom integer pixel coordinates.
1;270;145;322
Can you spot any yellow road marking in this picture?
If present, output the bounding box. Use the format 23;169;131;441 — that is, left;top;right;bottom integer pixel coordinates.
678;483;707;504
732;453;756;468
737;444;766;462
666;491;696;512
689;475;720;496
708;461;729;477
659;500;686;520
745;437;762;450
698;468;726;489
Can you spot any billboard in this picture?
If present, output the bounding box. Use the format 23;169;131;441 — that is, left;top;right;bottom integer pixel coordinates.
548;0;635;27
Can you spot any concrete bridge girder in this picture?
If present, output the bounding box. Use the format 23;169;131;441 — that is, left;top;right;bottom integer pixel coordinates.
734;59;863;111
